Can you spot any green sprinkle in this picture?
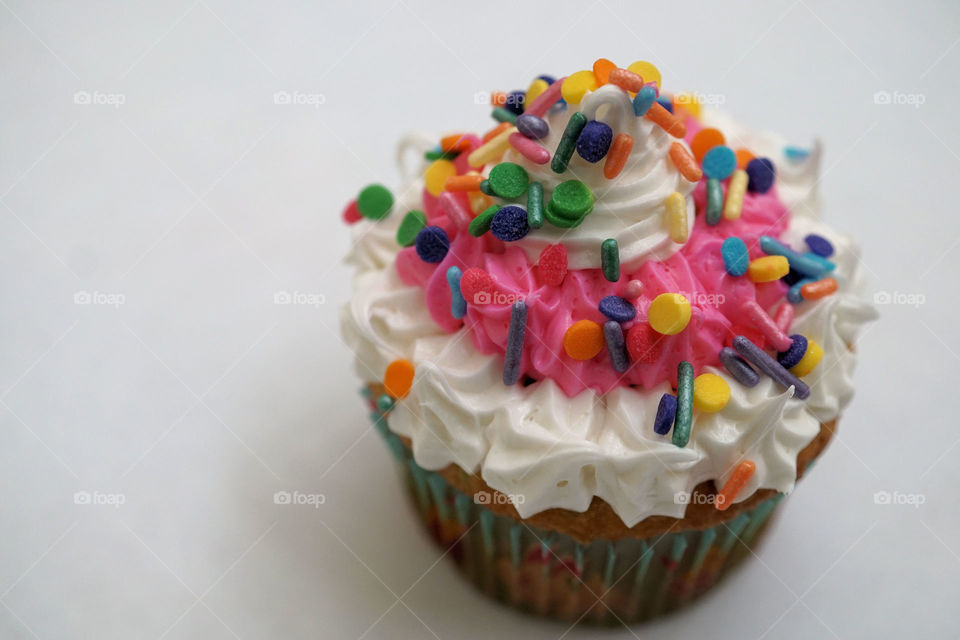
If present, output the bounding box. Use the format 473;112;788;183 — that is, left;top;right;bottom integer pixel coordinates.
550;180;594;217
601;238;620;282
706;178;723;226
356;184;393;220
396;210;426;247
673;361;694;448
469;204;500;237
552;111;587;174
491;107;517;124
526;182;544;229
488;162;529;198
424;149;459;161
376;394;395;413
479;179;494;196
543;201;585;228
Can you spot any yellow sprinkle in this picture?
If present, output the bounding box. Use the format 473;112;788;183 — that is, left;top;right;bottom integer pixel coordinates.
747;255;789;282
525;78;549;106
424;159;457;197
468;190;493;214
790;340;823;377
673;92;701;119
665;191;688;243
561;70;598;104
693;373;730;412
468;126;517;168
627;61;662;89
648;293;691;335
724;169;749;220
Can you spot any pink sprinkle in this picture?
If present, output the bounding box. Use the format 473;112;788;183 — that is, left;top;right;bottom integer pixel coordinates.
624;279;643;299
342;200;362;224
438;192;472;229
773;302;794;334
508;132;550;165
538;244;568;286
525;77;566;118
743;300;793;352
460;267;497;304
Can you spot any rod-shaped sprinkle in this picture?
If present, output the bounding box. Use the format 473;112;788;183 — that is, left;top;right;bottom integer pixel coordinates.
468;126;517;168
719;347;760;387
603;321;630;373
438;191;473;229
801;277;838;300
654;394;677;435
716;460;756;511
669;142;703;182
525;77;566;118
759;235;829;278
603;133;633;179
723;169;748;220
601;238;620;282
645;102;686;138
447;266;466;319
705;178;723;226
526;182;544;229
787;278;813;304
508;132;550;165
673;361;694;447
666;192;688;243
502;300;527;386
732;335;810;399
552;112;588;174
743;300;793;351
774;302;794;333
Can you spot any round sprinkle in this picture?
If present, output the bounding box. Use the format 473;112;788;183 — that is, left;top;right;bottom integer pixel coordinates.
525;78;549;105
460;267;496;303
777;334;808;369
550;180;594;217
601;238;620;282
804;233;835;258
356;184;394;219
396;210;427;247
488;162;529;198
543;201;586;228
560;70;599;104
790;339;823;377
504;90;526;116
563;320;604;360
415;226;450;263
693;373;731;412
719;347;759;387
599;295;637;323
626;60;661;88
626;322;663;364
490;205;530;241
468;204;500;237
603;321;630;373
624;279;643;299
424;160;456;197
736;148;755;169
632;86;657;116
653;394;677;435
384;359;415;398
342;200;362;225
576;120;613;163
592;57;617;84
538;244;567;286
748;255;790;282
721;236;749;276
673;361;694;448
746;157;776;193
701;145;737;180
690;128;725;163
648;293;691;335
516;113;549;139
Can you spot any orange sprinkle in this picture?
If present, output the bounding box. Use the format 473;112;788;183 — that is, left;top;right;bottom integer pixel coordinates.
800;277;838;300
482;121;512;143
607;68;645;93
645;102;686;138
592;58;616;85
735;148;755;169
716;460;756;511
669;142;703;182
384;359;415;399
490;91;507;107
690;128;725;163
445;174;484;192
563;320;604;361
440;134;472;153
604;133;634;179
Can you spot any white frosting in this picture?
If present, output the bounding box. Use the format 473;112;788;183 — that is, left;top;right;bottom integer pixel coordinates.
340;104;878;526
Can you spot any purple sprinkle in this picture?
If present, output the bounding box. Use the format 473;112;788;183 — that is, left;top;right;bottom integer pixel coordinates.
490;205;530;242
654;394;677;435
732;336;810;399
719;347;760;387
415;226;450;263
603;321;630;373
516;114;549;139
599;295;637;323
502;300;527;385
804;233;834;258
746;157;776;193
777;334;808;369
576;120;613;163
504;90;526;115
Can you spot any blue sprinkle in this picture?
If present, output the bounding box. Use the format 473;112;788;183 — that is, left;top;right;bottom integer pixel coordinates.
504;90;526;115
760;236;827;278
490;205;530;241
656;97;674;113
804;233;834;258
516;113;549;139
702;146;737;180
787;279;813;304
446;266;466;319
654;394;677;435
784;146;810;161
782;268;806;286
537;74;556;85
598;295;637;323
746;157;776;193
777;334;808;369
803;252;836;272
503;301;527;385
719;347;760;387
576;120;613;163
632;86;657;116
721;237;750;276
604;321;630;373
415;226;449;263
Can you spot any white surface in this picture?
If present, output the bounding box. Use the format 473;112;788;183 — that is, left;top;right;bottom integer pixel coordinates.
0;1;957;638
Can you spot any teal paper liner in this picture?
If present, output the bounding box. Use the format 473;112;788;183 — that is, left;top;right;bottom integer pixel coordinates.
362;388;785;624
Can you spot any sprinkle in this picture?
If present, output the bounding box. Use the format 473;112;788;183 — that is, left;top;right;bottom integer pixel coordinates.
645;102;686;137
649;293;691;335
460;267;496;304
805;234;835;257
396;210;427;247
415;226;450;263
787;278;813;304
424;160;457;197
342;200;362;225
693;373;731;412
626;322;663;363
356;184;394;219
599;295;637;322
479;179;494;196
482;121;512;143
424;148;458;162
716;461;755;511
525;78;549;106
624;279;643;299
526;182;544;229
491;106;517;124
468;125;517;168
723;169;749;220
440;134;472;153
669;142;703;182
803;252;837;273
721;237;750;276
525;77;565;117
488;162;530;198
632;86;657;116
515;113;549;139
777;334;808;369
552;112;588;173
447;266;467;319
503;301;528;385
468;204;500;237
665;191;688;243
560;70;599;104
743;299;793;352
790;339;823;377
538;244;567;286
691;128;725;163
608;68;645;93
673;361;694;447
626;60;661;88
563;319;604;360
505;90;526;115
490;205;530;241
705;178;723;225
746;157;776;193
490;91;507;107
550;179;594;217
590;58;615;85
438;192;473;228
719;347;759;387
543;200;587;228
701;146;737;181
759;236;829;278
654;394;677;435
601;238;620;282
784;146;810;161
735;148;755;169
732;335;810;399
576;120;614;163
468;191;492;214
508;132;550;165
445;173;484;192
376;394;394;413
774;303;794;333
603;133;633;179
603;321;630;373
748;255;790;282
801;277;838;300
384;359;415;398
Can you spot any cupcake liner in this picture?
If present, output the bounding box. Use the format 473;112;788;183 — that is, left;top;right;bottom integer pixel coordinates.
362;387;785;624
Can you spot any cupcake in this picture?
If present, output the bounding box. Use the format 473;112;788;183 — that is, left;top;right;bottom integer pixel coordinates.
340;59;877;624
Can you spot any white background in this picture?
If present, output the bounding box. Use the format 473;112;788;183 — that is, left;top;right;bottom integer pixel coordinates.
1;1;957;638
